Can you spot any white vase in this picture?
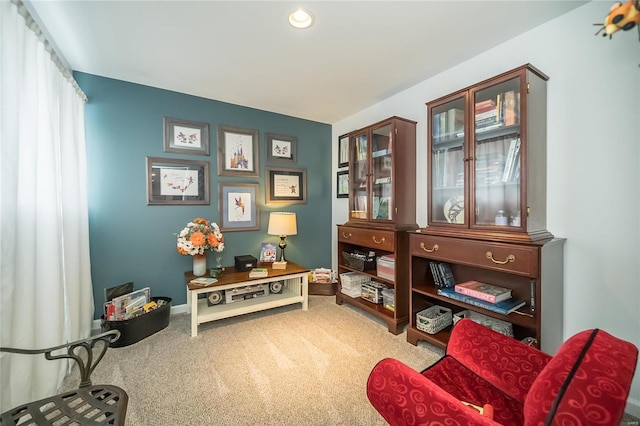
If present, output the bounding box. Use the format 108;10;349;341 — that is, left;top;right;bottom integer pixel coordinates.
193;254;207;276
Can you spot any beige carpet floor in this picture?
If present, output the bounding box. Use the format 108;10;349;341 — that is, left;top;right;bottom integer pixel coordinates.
66;295;443;425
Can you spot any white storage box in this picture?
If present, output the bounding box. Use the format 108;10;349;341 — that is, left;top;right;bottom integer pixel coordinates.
382;288;395;311
376;255;395;281
361;281;388;304
339;272;370;298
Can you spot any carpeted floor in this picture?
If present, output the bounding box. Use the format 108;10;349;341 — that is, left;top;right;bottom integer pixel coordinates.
66;295;442;425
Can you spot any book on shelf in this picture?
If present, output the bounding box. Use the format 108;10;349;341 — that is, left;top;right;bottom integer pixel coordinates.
503;90;517;126
428;261;455;288
429;261;443;287
437;262;456;288
249;268;268;278
501;138;521;183
454;280;512;303
437;287;526;315
189;277;218;286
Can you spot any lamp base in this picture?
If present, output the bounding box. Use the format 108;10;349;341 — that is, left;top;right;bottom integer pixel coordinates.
272;261;287;270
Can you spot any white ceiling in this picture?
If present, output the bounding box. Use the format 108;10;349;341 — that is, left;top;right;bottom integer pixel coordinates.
28;1;588;124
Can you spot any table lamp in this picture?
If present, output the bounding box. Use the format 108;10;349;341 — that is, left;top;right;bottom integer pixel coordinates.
267;212;297;269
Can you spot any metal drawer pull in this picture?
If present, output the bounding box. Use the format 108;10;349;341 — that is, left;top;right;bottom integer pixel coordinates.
342;232;352;239
372;236;385;244
420;243;439;253
486;251;516;265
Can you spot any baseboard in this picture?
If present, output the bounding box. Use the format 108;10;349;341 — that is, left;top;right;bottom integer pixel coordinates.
626;398;640;419
92;303;187;330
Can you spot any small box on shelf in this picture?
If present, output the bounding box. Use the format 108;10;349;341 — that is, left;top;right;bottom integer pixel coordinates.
416;305;452;334
382;288;395;311
361;281;387;304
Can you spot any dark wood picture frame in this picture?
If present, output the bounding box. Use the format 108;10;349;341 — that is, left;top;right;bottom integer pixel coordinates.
219;182;260;232
266;133;297;164
146;157;209;205
337;170;349;198
163;117;209;156
338;133;349;168
266;167;307;204
217;125;259;177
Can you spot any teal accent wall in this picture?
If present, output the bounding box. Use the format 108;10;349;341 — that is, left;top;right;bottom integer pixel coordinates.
75;73;332;319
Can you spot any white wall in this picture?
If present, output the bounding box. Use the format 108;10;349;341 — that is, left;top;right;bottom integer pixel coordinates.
331;1;640;415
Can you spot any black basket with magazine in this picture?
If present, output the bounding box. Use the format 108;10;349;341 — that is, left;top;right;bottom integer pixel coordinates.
342;250;376;271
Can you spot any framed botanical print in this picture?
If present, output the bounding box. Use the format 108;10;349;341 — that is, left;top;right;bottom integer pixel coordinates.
266;133;297;164
217;125;259;177
266;167;307;204
163;117;209;155
219;182;260;231
338;133;349;168
146;157;209;205
337;170;349;198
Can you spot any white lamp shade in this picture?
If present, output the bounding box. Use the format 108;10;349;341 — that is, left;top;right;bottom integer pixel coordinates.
268;212;297;236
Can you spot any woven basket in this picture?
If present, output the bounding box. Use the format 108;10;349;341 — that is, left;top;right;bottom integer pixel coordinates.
416;305;452;334
453;310;513;337
342;251;376;271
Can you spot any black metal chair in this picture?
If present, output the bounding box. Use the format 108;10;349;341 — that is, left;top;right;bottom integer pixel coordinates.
1;330;128;425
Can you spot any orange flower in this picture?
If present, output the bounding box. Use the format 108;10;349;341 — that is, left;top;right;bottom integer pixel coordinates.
207;234;219;247
190;232;206;246
177;247;189;255
193;217;208;225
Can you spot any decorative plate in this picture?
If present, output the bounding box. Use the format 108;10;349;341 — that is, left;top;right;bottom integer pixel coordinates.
443;195;464;224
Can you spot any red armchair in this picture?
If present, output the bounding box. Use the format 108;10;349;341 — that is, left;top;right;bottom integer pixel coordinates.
367;318;638;425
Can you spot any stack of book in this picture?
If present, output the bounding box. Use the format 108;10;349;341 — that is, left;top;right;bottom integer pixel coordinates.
437;280;526;315
428;261;456;288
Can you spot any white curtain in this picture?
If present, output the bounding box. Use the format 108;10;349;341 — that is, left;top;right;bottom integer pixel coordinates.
0;0;94;411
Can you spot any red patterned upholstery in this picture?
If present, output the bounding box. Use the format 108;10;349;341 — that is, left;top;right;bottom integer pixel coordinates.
367;319;638;426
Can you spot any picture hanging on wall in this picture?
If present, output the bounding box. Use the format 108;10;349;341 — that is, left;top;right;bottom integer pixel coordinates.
266;167;307;204
146;157;209;205
219;182;260;231
217;125;259;178
337;170;349;198
338;133;349;168
163;117;209;155
266;133;297;164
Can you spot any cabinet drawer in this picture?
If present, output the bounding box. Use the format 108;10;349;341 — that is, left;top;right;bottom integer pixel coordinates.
338;226;395;252
410;234;539;277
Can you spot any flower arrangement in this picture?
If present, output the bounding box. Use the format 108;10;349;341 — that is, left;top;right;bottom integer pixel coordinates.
176;217;224;256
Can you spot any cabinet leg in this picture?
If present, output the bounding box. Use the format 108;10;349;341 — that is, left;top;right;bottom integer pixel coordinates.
406;327;420;346
190;291;198;337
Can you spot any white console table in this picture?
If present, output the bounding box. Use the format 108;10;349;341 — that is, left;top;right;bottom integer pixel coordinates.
185;262;309;337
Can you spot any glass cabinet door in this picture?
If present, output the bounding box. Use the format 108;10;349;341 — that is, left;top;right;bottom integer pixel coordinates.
429;96;466;225
349;131;368;220
472;76;522;229
371;123;393;221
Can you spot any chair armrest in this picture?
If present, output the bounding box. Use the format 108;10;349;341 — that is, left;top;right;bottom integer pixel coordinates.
447;318;552;402
0;330;121;388
367;358;499;426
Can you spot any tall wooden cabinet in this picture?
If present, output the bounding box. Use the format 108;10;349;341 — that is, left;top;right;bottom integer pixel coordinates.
336;116;417;334
408;65;565;353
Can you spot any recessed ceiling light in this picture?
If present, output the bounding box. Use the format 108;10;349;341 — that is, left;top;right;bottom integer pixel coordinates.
288;8;314;29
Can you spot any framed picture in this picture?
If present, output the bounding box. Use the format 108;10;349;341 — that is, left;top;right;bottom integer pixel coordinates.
266;133;297;164
219;182;260;231
338;133;349;168
163;117;209;155
259;242;277;263
217;125;259;177
337;170;349;198
266;167;307;204
146;157;209;205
